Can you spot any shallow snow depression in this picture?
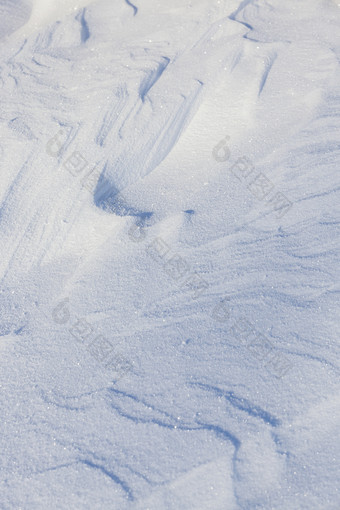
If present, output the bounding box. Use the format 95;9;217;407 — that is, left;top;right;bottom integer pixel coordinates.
0;0;339;508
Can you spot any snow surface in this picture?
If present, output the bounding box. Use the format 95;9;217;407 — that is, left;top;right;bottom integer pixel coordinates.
0;0;339;508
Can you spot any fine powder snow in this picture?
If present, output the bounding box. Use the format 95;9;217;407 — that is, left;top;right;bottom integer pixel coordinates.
0;0;339;508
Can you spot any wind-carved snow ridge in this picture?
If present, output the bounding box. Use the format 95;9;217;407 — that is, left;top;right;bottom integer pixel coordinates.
139;56;170;102
192;383;281;427
94;174;153;219
80;460;135;501
94;78;203;209
229;0;254;33
0;0;340;508
258;51;277;95
95;85;128;147
76;8;90;44
125;0;138;17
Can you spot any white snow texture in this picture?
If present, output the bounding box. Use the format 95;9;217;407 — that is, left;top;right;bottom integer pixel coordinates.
0;0;339;509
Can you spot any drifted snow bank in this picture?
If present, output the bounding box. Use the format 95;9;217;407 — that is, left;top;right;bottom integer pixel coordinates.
0;0;339;509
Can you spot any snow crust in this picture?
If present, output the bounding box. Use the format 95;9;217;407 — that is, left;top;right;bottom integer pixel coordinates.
0;0;339;508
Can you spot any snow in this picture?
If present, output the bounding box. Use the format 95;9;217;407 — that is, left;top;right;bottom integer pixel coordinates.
0;0;339;508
